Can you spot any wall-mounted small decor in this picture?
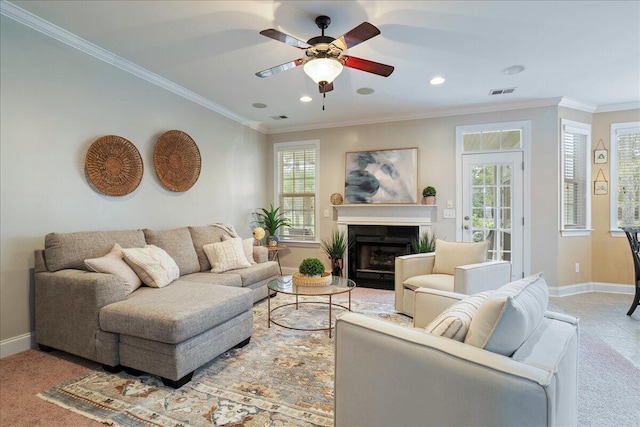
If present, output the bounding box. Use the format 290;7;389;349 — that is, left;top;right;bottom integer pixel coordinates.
154;130;201;192
345;147;418;204
85;135;143;196
594;139;608;164
594;168;608;195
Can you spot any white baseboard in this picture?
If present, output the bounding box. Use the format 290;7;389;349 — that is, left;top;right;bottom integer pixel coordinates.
0;332;35;359
548;282;636;297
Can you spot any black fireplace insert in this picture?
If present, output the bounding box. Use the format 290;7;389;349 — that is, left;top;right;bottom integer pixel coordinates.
348;225;418;290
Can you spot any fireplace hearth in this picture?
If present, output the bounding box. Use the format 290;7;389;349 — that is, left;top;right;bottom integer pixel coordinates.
348;225;418;290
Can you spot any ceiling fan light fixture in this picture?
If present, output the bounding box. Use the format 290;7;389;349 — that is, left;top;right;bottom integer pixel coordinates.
303;58;343;85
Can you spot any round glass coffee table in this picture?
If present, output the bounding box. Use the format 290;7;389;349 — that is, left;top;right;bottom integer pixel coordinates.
267;275;356;338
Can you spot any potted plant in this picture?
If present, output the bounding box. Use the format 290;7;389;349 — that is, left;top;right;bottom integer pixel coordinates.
422;186;436;205
411;231;437;253
298;258;326;277
321;228;351;277
253;204;291;246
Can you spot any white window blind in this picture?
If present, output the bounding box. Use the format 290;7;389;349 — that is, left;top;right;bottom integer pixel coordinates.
275;141;318;241
611;122;640;231
561;120;591;234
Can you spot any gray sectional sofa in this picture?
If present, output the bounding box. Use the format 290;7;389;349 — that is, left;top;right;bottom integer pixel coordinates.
34;224;279;388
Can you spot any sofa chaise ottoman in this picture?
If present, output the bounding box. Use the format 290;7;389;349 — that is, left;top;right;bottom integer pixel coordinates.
34;224;279;388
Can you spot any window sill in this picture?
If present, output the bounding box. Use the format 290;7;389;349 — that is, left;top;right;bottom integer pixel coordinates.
609;230;625;238
560;229;592;237
280;240;320;248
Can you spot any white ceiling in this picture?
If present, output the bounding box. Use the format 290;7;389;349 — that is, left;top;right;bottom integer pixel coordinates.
6;1;640;134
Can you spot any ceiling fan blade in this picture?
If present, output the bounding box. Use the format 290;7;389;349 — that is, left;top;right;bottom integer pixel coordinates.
331;22;380;51
319;82;334;93
342;55;394;77
260;29;310;49
255;58;305;78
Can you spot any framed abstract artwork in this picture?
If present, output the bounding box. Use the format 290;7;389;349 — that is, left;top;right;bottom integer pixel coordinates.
345;148;418;204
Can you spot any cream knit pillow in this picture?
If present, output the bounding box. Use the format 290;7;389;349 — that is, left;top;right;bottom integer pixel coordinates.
84;243;142;295
204;237;251;273
122;245;180;288
424;291;493;341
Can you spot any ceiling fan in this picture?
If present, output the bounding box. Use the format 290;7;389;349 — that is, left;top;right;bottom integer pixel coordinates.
255;15;394;96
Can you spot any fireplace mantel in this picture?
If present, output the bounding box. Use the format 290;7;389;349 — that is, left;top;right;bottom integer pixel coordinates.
333;204;436;228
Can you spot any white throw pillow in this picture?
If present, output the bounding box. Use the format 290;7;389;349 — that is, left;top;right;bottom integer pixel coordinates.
84;243;142;295
424;291;493;341
122;245;180;288
222;234;256;265
432;239;488;275
204;237;252;273
465;273;549;356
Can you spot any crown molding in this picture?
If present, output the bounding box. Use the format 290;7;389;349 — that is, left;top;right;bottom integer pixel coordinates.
0;1;267;134
558;97;598;113
595;101;640;113
266;98;565;134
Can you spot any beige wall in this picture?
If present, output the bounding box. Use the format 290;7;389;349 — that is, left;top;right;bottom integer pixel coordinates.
268;106;562;285
591;109;640;285
0;17;269;344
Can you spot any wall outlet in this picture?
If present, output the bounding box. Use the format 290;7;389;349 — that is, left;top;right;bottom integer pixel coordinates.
443;209;456;219
446;200;453;209
575;263;580;273
323;209;329;218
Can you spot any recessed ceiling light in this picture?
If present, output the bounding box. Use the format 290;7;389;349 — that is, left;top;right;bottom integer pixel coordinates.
503;65;526;75
300;96;312;102
356;87;375;95
252;103;267;109
429;76;445;85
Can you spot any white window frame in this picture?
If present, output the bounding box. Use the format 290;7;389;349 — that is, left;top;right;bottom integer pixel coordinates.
273;140;320;245
610;121;640;237
560;119;592;236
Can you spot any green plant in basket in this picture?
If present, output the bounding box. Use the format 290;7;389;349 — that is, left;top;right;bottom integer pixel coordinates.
411;231;437;253
299;258;326;277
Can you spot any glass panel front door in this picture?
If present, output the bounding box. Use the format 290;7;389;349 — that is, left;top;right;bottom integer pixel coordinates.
462;152;523;279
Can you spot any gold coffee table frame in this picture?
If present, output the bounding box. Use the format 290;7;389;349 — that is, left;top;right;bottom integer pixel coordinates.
267;275;356;338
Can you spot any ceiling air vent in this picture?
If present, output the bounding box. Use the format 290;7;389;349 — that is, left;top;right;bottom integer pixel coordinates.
489;87;516;96
271;115;289;120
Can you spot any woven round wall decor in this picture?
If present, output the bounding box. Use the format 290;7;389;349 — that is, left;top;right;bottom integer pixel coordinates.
154;130;201;192
85;135;143;196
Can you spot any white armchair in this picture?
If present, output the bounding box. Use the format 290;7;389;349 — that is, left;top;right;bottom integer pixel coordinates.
335;281;579;427
395;239;511;316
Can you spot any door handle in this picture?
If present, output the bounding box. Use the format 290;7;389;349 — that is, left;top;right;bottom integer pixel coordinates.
464;216;470;220
463;225;469;230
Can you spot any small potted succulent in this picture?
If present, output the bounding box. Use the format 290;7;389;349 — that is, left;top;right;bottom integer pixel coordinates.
422;186;436;205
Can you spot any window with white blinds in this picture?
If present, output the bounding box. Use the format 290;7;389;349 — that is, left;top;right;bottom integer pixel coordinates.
561;120;591;235
610;122;640;232
274;141;318;242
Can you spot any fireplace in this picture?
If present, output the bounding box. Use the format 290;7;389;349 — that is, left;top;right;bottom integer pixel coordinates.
348;225;418;290
335;204;436;290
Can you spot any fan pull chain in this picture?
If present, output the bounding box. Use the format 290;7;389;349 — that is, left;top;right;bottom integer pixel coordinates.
323;92;326;110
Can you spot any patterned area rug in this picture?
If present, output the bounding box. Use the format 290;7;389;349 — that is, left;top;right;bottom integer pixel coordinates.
38;295;411;427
